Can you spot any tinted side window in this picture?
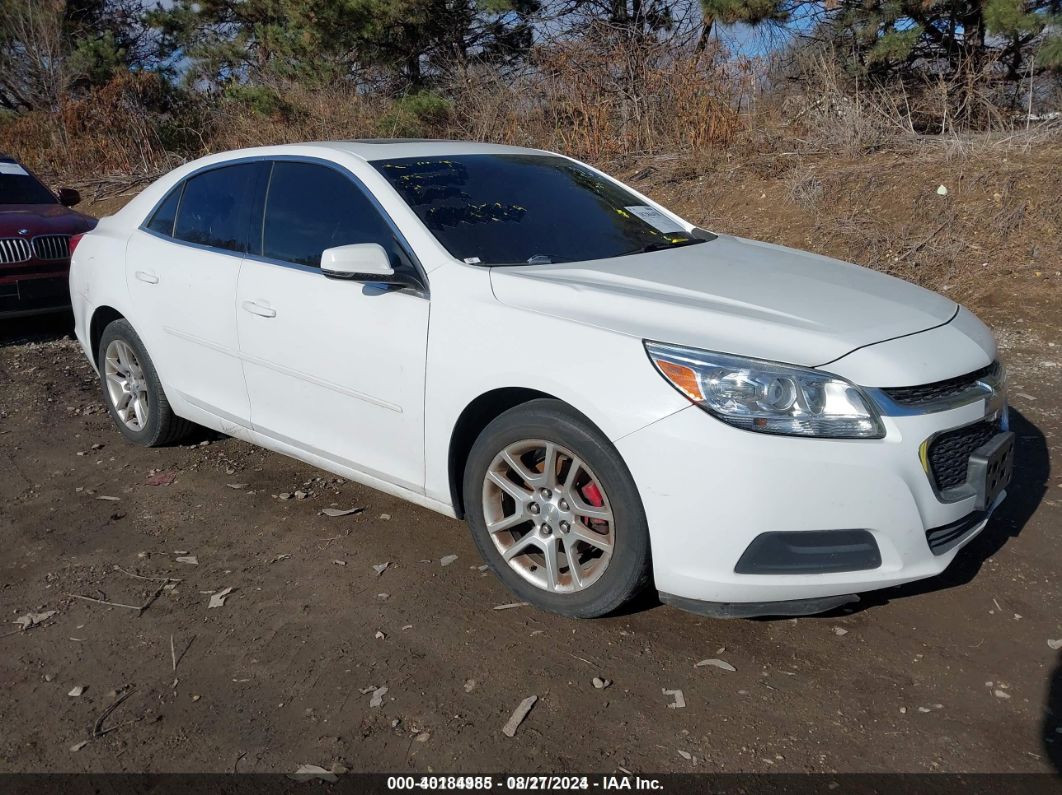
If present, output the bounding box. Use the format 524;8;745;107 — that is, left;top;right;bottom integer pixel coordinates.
145;185;182;237
174;163;266;253
263;162;398;268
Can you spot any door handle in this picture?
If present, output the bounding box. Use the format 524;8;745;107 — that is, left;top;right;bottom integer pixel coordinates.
135;270;159;284
241;300;276;318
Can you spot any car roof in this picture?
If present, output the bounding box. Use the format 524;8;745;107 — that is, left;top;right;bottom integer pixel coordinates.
294;139;553;162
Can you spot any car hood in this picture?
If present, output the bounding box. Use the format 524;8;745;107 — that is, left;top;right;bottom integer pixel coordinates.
488;234;958;368
0;204;96;236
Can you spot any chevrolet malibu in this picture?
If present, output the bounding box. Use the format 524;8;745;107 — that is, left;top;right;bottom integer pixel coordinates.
69;141;1014;619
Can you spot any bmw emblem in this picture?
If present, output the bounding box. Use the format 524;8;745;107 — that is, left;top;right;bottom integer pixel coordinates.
17;228;29;235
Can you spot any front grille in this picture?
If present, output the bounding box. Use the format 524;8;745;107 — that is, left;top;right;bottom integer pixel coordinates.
0;237;32;264
31;235;70;261
883;362;999;407
927;419;1000;491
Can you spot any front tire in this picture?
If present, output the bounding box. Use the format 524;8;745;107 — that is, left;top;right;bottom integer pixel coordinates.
463;399;652;618
98;319;192;447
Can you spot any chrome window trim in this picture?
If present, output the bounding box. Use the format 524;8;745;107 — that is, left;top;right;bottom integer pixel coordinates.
138;226;245;262
136;154;429;295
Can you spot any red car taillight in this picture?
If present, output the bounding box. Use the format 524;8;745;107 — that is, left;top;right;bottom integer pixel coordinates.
69;233;86;256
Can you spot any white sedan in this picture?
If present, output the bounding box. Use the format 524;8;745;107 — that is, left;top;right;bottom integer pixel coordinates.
69;140;1014;618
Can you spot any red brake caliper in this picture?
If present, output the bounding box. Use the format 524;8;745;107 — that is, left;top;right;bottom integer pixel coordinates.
580;481;605;529
581;482;604;507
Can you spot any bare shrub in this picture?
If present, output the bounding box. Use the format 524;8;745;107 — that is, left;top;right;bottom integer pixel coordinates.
0;72;181;179
784;169;823;207
205;81;389;151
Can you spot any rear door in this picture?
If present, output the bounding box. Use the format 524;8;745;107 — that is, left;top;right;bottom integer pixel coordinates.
126;161;268;425
235;160;430;491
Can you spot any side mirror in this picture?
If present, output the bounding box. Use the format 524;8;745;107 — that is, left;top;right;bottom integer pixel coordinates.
57;188;81;207
320;244;419;288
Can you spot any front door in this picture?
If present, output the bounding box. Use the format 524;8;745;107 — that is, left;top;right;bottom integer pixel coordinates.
235;160;430;492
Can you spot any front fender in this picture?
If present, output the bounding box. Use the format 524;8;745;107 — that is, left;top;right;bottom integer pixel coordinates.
423;262;689;506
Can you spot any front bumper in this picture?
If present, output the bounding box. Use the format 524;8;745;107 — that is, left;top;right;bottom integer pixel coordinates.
0;274;71;317
616;398;1008;609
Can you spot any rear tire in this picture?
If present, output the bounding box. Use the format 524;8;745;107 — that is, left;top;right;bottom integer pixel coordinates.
98;319;193;447
463;399;652;618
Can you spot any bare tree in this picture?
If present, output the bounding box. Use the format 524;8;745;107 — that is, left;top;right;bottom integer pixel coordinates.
0;0;69;111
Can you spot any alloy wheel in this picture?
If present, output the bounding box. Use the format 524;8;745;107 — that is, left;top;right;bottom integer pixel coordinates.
481;439;615;593
103;339;150;432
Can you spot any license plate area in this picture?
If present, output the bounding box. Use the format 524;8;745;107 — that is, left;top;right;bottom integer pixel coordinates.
967;431;1014;511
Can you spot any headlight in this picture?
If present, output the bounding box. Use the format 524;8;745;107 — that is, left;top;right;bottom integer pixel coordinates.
644;341;885;439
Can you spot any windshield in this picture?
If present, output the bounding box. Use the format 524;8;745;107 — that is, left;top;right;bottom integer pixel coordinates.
372;154;705;266
0;162;57;205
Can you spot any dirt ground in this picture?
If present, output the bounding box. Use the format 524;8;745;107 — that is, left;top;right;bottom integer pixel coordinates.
1;152;1061;775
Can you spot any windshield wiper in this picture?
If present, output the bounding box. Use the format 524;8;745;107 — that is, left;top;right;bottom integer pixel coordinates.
626;238;705;256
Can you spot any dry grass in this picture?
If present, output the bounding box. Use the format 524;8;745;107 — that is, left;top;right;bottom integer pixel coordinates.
0;72;182;179
630;139;1062;312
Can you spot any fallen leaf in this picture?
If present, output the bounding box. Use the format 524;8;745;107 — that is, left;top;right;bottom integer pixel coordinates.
146;472;176;486
1048;639;1062;650
289;764;338;783
502;695;537;737
369;686;388;708
176;556;198;565
695;658;735;672
70;741;88;752
208;587;234;609
227;483;249;489
833;627;849;636
68;685;86;697
321;507;360;517
373;563;390;576
14;610;57;630
440;554;458;567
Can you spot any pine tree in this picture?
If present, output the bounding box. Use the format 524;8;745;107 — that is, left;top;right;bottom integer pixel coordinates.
701;0;1062;88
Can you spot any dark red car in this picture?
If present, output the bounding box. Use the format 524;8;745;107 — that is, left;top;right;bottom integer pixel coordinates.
1;155;96;318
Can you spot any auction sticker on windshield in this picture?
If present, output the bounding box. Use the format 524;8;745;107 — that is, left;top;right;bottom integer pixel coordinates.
625;206;684;234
